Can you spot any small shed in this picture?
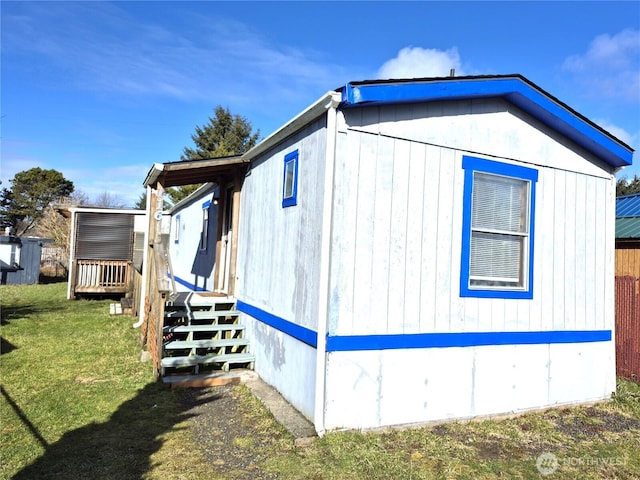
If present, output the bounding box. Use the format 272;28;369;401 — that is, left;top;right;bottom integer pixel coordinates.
60;206;146;300
143;74;634;433
1;237;53;285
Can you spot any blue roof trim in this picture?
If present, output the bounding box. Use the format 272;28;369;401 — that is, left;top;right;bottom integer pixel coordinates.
341;76;633;169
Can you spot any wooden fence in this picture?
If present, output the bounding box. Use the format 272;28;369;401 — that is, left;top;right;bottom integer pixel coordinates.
615;276;640;383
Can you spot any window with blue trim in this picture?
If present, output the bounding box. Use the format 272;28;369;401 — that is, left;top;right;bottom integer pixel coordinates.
460;156;538;299
282;150;299;207
200;200;211;251
174;214;181;244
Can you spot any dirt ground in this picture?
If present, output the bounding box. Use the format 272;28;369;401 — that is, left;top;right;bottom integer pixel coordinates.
181;384;290;480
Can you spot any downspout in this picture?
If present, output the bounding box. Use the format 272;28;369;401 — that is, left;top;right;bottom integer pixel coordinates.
133;185;153;328
314;92;342;436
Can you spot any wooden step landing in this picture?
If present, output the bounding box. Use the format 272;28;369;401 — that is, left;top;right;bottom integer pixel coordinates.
162;372;241;389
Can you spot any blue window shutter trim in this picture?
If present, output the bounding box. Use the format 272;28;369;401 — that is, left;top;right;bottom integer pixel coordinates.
460;156;538;299
236;300;317;348
325;330;612;352
282;150;299;208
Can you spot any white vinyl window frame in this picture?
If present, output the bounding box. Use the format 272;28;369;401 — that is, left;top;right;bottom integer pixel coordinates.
460;156;538;299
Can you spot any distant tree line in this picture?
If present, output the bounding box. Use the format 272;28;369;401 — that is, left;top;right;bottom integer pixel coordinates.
617;175;640;197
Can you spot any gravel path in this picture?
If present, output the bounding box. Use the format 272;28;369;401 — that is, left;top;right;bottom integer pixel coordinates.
180;384;290;479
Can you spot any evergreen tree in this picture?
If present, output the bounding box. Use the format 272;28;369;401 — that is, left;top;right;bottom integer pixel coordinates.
617;175;640;197
169;106;260;203
181;106;260;160
0;168;74;235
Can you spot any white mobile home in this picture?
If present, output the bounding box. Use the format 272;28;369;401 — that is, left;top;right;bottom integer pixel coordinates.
143;74;634;433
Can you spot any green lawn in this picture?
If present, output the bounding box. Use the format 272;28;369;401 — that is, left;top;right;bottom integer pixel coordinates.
2;282;639;479
0;283;215;480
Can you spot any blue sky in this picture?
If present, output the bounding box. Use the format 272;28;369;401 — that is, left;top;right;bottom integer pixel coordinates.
2;1;639;207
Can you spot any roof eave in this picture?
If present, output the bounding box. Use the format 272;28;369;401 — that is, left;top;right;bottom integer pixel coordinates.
243;91;342;161
341;75;633;169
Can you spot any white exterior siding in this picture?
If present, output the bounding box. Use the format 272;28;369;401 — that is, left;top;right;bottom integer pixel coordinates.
168;185;218;292
350;99;613;179
322;103;616;430
329;104;616;337
236;117;328;418
323;342;616;431
243;318;317;420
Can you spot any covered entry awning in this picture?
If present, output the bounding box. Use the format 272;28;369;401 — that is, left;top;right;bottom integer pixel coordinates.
143;155;247;188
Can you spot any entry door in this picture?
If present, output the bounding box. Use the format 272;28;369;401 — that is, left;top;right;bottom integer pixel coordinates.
217;185;234;294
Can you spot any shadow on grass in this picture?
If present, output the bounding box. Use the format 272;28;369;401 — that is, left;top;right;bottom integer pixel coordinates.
1;336;17;354
10;382;220;480
0;304;65;326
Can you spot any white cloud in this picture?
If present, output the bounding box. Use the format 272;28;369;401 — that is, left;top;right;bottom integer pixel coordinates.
562;29;640;102
595;119;636;147
376;47;465;79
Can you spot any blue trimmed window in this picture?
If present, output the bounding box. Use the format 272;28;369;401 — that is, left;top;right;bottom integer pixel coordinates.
174;214;181;244
282;150;299;207
460;156;538;299
200;200;211;251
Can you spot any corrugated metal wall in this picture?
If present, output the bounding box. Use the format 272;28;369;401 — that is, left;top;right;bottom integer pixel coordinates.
615;276;640;382
75;212;134;261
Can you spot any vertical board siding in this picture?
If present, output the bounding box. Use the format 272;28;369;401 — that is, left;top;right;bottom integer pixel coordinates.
331;104;614;338
584;175;598;329
434;148;456;333
352;131;376;334
419;144;441;333
403;142;426;333
238;118;326;331
552;169;567;330
328;130;357;334
388;138;410;332
169;186;217;291
564;171;578;330
616;246;640;278
596;180;609;330
370;135;393;331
